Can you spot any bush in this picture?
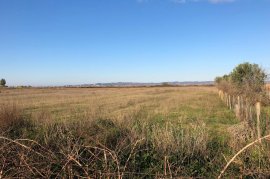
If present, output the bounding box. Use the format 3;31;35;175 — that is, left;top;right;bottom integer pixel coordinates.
231;63;267;99
215;62;267;103
0;79;6;87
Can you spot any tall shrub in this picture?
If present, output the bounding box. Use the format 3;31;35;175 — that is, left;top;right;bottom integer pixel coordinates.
0;79;6;86
230;63;267;102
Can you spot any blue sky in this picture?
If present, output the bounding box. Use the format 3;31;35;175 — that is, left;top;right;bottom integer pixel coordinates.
0;0;270;86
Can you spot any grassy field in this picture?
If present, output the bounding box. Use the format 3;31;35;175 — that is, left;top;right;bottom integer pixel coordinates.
0;86;237;133
0;86;269;178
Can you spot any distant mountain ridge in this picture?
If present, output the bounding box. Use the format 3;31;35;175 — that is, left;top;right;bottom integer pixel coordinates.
68;81;214;87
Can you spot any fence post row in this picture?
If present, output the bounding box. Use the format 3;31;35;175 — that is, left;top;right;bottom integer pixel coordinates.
218;90;262;141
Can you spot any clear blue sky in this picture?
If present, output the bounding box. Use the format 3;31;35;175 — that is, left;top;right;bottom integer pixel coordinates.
1;0;270;86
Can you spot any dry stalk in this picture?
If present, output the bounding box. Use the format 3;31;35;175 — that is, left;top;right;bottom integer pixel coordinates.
68;155;90;179
218;134;270;179
15;138;56;158
84;145;121;178
164;156;167;177
0;165;3;179
166;157;173;179
0;136;45;158
121;138;145;177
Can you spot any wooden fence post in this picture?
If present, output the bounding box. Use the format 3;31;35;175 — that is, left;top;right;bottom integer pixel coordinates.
249;106;253;124
232;96;238;119
229;95;232;110
256;102;261;143
235;103;240;119
226;93;229;108
220;91;222;100
245;98;248;121
240;96;244;117
237;96;240;108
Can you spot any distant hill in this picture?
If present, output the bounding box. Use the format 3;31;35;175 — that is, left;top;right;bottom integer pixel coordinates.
69;81;214;87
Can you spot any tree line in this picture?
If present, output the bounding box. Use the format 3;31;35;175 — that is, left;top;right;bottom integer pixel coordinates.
215;62;269;142
215;62;268;105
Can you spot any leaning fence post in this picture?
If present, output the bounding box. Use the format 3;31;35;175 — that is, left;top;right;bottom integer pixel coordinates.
256;102;261;143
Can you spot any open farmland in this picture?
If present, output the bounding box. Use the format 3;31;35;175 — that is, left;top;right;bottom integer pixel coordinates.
0;86;236;129
0;86;270;178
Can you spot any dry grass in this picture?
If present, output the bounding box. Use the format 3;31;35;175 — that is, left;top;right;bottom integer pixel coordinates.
0;86;238;147
0;104;22;132
1;86;269;178
0;86;233;126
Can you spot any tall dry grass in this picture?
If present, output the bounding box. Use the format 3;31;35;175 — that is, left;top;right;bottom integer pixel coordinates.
0;104;211;178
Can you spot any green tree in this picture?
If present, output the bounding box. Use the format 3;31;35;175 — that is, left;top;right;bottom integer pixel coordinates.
214;76;222;84
215;74;233;93
230;63;266;94
0;79;6;86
